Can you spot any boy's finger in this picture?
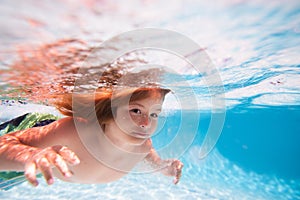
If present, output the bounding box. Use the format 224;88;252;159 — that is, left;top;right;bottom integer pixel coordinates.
53;145;80;165
38;157;54;185
173;177;179;184
177;162;183;170
176;171;182;181
49;153;73;178
174;164;182;185
24;162;39;187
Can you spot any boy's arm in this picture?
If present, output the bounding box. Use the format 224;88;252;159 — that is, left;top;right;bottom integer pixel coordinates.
0;120;79;186
144;141;183;184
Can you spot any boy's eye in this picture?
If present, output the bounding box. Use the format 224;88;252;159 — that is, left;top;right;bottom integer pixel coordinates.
130;109;142;115
150;113;158;118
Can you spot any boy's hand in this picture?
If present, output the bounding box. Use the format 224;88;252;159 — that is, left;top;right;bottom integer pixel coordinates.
161;159;184;184
24;145;80;186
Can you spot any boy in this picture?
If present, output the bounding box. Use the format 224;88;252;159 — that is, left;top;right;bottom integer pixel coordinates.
0;87;183;187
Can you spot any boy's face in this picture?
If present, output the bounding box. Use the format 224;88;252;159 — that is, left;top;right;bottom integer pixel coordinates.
111;94;164;144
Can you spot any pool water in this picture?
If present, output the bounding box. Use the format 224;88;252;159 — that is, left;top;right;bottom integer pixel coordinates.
1;0;300;199
0;103;299;199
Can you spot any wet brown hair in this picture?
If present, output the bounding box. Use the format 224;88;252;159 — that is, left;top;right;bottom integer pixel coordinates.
53;87;170;125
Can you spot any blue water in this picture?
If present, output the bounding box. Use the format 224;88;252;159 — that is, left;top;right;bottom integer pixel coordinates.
1;0;300;199
0;105;299;199
218;106;300;180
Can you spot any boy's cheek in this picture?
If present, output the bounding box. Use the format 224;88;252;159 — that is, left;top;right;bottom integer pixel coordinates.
149;122;158;134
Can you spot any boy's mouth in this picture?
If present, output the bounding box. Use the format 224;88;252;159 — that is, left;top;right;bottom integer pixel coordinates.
132;132;150;138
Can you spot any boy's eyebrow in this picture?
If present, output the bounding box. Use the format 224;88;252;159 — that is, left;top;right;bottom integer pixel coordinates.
129;102;162;111
129;102;145;108
129;102;145;107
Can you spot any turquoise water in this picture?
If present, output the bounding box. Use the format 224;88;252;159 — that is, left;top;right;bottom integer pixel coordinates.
0;105;299;199
1;0;300;199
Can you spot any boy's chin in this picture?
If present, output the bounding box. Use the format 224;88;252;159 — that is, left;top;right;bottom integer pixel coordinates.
127;136;148;145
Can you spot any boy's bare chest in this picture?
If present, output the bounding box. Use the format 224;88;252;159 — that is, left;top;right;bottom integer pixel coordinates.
62;148;147;183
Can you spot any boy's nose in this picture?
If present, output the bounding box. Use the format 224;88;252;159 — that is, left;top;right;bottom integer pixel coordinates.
139;114;150;128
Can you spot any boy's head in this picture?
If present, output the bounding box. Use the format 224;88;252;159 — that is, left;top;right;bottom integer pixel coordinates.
95;87;170;144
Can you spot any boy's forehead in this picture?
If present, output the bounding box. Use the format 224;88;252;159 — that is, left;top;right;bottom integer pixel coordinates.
129;96;164;107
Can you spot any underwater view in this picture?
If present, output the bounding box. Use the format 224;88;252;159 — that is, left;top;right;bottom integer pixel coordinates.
0;0;300;199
